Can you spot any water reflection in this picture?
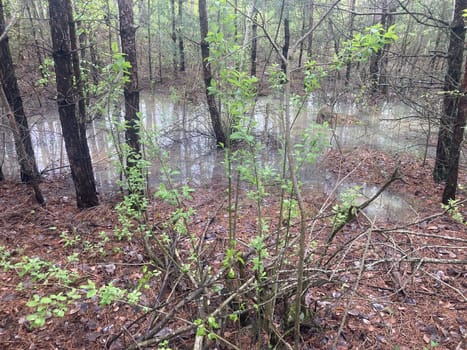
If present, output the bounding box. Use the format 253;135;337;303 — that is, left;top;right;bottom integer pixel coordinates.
1;92;429;221
331;181;417;223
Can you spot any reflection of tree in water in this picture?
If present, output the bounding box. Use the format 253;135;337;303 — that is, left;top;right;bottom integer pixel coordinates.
2;94;423;198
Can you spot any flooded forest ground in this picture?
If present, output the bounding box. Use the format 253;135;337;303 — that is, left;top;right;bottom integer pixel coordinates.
0;86;466;349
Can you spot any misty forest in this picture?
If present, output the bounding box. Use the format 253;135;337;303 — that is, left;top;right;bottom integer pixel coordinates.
0;0;466;349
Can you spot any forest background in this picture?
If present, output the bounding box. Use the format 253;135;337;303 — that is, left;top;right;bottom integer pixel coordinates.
0;0;466;349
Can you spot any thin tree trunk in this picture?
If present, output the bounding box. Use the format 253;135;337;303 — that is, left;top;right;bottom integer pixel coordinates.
250;6;258;77
66;0;86;123
106;0;113;61
89;40;99;85
25;0;44;76
48;0;98;208
147;0;153;81
434;0;466;182
76;20;91;107
157;1;163;82
118;0;141;158
345;0;356;85
199;0;226;146
234;0;238;40
78;23;87;61
306;1;314;59
170;0;177;72
327;18;341;81
281;16;290;75
379;1;396;95
0;0;40;184
178;0;185;72
36;0;46;19
369;5;386;94
298;2;306;67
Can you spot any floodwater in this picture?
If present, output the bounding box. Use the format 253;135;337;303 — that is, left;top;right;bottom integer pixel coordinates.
1;91;430;222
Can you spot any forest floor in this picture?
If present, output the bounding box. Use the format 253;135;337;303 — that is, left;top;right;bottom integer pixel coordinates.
0;147;466;350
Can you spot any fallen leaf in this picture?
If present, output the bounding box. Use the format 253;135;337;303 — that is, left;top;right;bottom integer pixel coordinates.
423;333;430;343
103;263;116;274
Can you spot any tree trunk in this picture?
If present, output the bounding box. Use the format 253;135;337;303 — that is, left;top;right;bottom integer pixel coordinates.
25;0;44;76
48;0;98;208
170;0;177;72
0;0;40;184
298;2;306;67
369;49;382;94
147;0;153;82
199;0;226;146
378;1;397;95
281;16;290;75
0;85;44;204
442;36;467;203
345;0;356;85
89;40;99;85
306;1;314;59
178;0;185;72
250;6;258;77
66;0;86;123
434;0;466;182
157;4;163;82
369;4;387;94
77;21;87;62
117;0;141;158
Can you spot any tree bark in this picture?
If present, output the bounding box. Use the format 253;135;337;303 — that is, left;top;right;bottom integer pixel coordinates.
178;0;185;72
170;0;178;72
306;1;314;59
48;0;98;208
298;2;306;67
147;0;153;82
199;0;226;146
442;43;467;203
369;2;388;94
157;6;163;82
434;0;467;182
345;0;356;85
250;6;258;77
379;1;397;95
0;0;40;184
117;0;141;158
65;0;86;123
89;39;99;85
281;16;290;75
77;20;87;62
0;85;44;204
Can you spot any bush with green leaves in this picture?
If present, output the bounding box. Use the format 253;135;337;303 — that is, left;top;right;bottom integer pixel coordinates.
0;244;150;329
2;18;403;348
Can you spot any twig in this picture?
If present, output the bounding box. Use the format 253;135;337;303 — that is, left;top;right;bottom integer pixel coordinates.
319;166;403;267
421;268;466;301
130;276;256;349
383;229;467;243
333;223;374;348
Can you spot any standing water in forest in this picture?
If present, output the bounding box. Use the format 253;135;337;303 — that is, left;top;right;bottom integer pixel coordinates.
1;91;425;222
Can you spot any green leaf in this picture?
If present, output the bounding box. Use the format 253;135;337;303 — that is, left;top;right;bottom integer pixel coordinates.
26;314;45;328
53;309;65;317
